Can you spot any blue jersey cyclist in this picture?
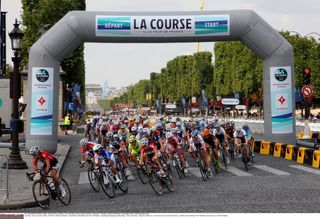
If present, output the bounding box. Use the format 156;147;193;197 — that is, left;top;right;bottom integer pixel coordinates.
93;144;122;183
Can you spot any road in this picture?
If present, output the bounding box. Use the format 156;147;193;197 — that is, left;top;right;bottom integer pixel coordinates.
10;135;320;213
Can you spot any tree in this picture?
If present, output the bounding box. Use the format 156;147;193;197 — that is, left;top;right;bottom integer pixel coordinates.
21;0;86;103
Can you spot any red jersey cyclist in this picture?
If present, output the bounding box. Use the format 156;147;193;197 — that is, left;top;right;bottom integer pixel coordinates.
29;146;66;197
139;138;165;177
79;138;95;167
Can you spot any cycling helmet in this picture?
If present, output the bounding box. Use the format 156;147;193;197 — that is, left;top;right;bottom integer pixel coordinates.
138;126;143;133
80;138;88;146
143;120;148;126
140;138;149;147
113;134;120;141
129;135;136;143
171;128;177;134
29;146;40;155
120;124;126;129
93;144;103;152
143;128;149;134
106;131;113;138
165;132;173;139
236;127;242;132
131;126;137;132
176;121;182;127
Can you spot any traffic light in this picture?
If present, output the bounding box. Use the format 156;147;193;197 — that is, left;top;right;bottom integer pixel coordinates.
303;68;311;85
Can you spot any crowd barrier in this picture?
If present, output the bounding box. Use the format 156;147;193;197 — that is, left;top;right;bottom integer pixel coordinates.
252;139;320;169
0;154;9;203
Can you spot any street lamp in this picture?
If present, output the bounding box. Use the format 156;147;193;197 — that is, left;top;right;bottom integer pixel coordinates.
6;19;28;169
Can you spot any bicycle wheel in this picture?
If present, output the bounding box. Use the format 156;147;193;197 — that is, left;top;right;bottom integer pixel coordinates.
173;158;183;179
220;149;228;169
242;147;249;171
198;160;208;182
87;166;100;192
210;154;218;175
137;166;149;184
164;174;174;192
148;171;163;195
117;171;129;193
57;178;71;205
32;180;51;209
228;143;235;160
100;172;115;198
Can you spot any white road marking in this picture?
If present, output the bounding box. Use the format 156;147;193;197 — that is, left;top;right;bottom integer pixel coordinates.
78;171;135;184
187;167;204;178
224;166;253;176
289;165;320;175
254;165;291;176
78;171;89;184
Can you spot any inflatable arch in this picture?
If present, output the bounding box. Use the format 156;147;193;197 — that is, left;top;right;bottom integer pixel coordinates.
26;10;295;152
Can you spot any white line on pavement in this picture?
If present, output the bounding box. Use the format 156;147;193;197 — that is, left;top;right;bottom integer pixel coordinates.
289;165;320;175
224;166;253;176
254;165;291;176
78;171;89;184
187;167;203;178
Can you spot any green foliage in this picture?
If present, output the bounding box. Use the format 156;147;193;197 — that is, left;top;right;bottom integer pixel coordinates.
21;0;86;103
117;52;214;106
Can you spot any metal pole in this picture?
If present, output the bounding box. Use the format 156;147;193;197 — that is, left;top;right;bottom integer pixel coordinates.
6;51;28;169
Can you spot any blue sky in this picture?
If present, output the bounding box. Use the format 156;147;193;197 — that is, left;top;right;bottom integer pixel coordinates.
2;0;320;88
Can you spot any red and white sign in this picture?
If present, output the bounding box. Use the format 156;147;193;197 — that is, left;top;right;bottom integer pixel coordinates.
301;85;313;98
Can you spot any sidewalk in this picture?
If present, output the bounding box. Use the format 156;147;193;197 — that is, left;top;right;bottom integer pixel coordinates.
0;143;71;210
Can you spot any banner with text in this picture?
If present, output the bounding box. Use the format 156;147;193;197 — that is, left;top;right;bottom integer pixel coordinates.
31;67;54;135
96;15;230;37
270;66;293;134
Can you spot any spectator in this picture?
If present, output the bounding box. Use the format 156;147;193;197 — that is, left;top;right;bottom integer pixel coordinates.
64;113;71;135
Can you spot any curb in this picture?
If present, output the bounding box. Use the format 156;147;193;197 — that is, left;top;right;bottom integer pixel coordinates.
0;144;72;210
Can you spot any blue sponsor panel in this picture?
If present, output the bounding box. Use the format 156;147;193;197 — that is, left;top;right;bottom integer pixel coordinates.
96;16;131;35
31;115;53;135
195;15;229;35
271;115;293;134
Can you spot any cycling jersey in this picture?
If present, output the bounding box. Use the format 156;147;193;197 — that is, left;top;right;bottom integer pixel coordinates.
94;149;116;166
33;150;59;170
213;127;226;143
234;129;247;143
128;141;141;154
140;144;157;161
203;134;216;148
80;142;95;154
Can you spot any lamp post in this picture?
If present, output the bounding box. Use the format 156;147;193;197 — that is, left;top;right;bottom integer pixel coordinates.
7;19;28;169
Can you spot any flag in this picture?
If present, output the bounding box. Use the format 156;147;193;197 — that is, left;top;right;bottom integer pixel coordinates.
201;90;208;108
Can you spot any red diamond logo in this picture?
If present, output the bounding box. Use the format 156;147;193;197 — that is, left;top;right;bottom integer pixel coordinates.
38;96;46;106
278;96;286;105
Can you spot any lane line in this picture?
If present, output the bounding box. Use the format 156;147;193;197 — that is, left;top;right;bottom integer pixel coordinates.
289;165;320;175
224;166;253;176
187;167;203;178
78;171;89;184
254;165;291;176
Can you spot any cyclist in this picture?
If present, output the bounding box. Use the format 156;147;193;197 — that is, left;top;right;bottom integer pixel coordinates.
109;135;130;177
189;130;211;175
128;135;141;165
233;127;248;158
202;128;220;169
29;146;66;197
93;144;122;183
79;138;95;168
242;124;255;157
139;138;165;177
164;132;189;173
84;121;92;141
213;124;230;164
